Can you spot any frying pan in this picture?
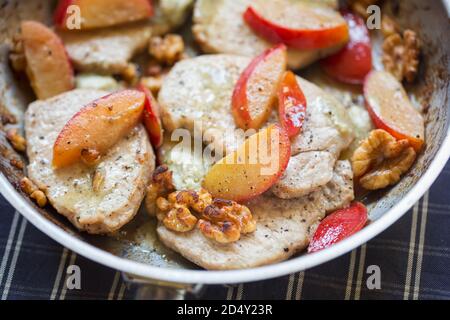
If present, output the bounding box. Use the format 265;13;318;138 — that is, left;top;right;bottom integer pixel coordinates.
0;0;449;299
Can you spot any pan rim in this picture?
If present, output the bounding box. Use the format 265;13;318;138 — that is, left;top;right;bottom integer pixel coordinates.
1;127;449;285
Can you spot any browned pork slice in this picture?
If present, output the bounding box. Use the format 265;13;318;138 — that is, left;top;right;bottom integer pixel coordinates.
157;160;354;270
158;54;251;154
25;89;154;234
193;0;343;69
59;22;151;74
290;78;354;158
269;77;354;199
271;151;335;199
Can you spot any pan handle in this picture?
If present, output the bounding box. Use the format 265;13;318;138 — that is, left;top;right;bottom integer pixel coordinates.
121;272;204;300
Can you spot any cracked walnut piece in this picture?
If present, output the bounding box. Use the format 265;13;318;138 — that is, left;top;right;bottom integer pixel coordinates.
156;190;208;233
149;34;185;66
145;165;176;216
6;128;26;152
382;30;420;83
20;177;47;207
156;189;256;244
157;194;198;232
351;129;417;190
198;198;256;243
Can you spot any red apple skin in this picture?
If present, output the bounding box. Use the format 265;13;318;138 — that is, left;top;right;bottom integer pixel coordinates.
232;44;287;130
53;90;145;169
278;71;307;138
54;0;153;30
364;71;425;152
243;5;349;50
138;84;163;149
54;0;73;26
21;21;74;100
321;11;372;84
366;106;424;152
308;202;368;253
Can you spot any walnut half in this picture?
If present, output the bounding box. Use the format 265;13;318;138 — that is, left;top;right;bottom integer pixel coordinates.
156;189;256;244
156;189;211;233
351;129;417;190
198;198;256;244
382;29;420;83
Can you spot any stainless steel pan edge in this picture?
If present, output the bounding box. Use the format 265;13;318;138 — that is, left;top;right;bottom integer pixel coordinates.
0;0;449;292
1;132;450;286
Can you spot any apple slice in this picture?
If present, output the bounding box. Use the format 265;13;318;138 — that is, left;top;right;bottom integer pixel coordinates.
232;44;287;130
54;0;153;30
244;1;349;50
364;71;425;151
53;90;145;168
278;71;307;138
308;202;368;253
20;21;74;100
202;124;291;202
321;11;372;84
138;84;163;148
53;0;73;27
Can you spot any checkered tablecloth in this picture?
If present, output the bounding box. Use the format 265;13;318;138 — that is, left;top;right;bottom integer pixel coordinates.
0;160;449;300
